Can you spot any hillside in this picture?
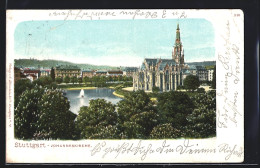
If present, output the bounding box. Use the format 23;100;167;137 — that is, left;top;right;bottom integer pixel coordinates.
14;59;119;70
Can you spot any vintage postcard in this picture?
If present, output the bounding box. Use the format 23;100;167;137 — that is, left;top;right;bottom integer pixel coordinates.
6;9;244;163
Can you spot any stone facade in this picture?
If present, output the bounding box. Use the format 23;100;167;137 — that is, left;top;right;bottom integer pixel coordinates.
133;24;185;92
82;70;94;78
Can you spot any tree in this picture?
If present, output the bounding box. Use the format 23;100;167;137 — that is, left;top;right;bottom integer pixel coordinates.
63;76;70;84
55;77;63;84
14;86;79;140
117;90;157;139
129;111;158;138
185;91;216;138
14;79;33;106
14;86;45;139
108;76;113;82
33;76;53;86
92;76;100;86
50;67;55;81
157;91;194;129
70;76;77;84
152;86;160;93
35;89;78;140
83;76;90;85
212;66;216;89
75;99;118;139
197;87;205;93
123;76;128;81
87;125;120;139
183;75;200;91
150;123;181;139
117;90;156;124
78;77;83;84
100;76;107;87
118;75;123;81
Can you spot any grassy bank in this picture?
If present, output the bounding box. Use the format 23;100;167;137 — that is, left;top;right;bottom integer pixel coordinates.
112;91;125;98
65;87;97;90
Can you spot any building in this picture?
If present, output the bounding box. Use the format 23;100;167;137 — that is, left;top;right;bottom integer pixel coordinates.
133;23;185;92
94;70;107;76
196;66;208;81
54;65;81;78
123;67;138;77
187;65;198;76
40;69;51;77
82;70;94;78
26;74;37;82
23;69;40;79
207;69;214;81
185;65;214;82
107;70;123;76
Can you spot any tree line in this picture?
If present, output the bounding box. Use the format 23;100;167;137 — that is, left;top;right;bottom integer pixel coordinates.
54;75;132;86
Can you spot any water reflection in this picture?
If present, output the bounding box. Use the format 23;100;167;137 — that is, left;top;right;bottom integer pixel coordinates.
65;88;122;114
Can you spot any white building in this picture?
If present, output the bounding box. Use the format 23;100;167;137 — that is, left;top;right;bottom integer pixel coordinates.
208;69;214;81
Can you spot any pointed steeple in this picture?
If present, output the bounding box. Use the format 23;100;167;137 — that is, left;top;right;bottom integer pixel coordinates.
175;23;180;42
172;23;184;64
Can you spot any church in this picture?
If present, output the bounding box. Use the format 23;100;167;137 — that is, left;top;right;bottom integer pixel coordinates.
133;23;186;92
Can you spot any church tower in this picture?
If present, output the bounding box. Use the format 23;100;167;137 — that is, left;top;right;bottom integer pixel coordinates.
172;23;184;65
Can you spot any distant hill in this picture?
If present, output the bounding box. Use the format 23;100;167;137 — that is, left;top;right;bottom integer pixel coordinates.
14;59;119;70
186;61;216;67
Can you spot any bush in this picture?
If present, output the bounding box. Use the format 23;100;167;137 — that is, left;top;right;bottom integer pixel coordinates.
150;123;181;139
183;75;200;91
197;88;205;93
55;77;63;84
87;125;120;139
152;86;160;93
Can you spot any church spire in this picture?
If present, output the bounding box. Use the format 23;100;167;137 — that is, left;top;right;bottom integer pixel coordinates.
172;23;184;65
175;23;180;42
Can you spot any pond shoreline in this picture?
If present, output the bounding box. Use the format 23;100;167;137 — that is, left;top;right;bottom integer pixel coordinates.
64;87;97;90
112;91;124;98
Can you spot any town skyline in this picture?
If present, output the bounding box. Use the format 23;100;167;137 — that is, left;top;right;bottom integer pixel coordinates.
15;19;215;67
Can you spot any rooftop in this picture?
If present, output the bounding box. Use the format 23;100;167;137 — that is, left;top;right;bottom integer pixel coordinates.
55;65;80;70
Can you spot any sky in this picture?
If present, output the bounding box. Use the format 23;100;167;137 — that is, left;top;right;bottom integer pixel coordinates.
14;19;215;67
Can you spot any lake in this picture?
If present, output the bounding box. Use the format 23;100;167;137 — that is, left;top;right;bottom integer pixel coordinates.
65;88;122;114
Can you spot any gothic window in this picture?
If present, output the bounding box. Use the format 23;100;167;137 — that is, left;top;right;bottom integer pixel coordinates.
160;73;163;90
152;72;155;87
172;74;175;90
180;72;182;85
176;74;179;85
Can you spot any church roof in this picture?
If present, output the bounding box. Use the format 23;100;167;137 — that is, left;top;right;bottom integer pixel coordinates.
144;58;158;65
159;59;176;70
142;58;177;70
